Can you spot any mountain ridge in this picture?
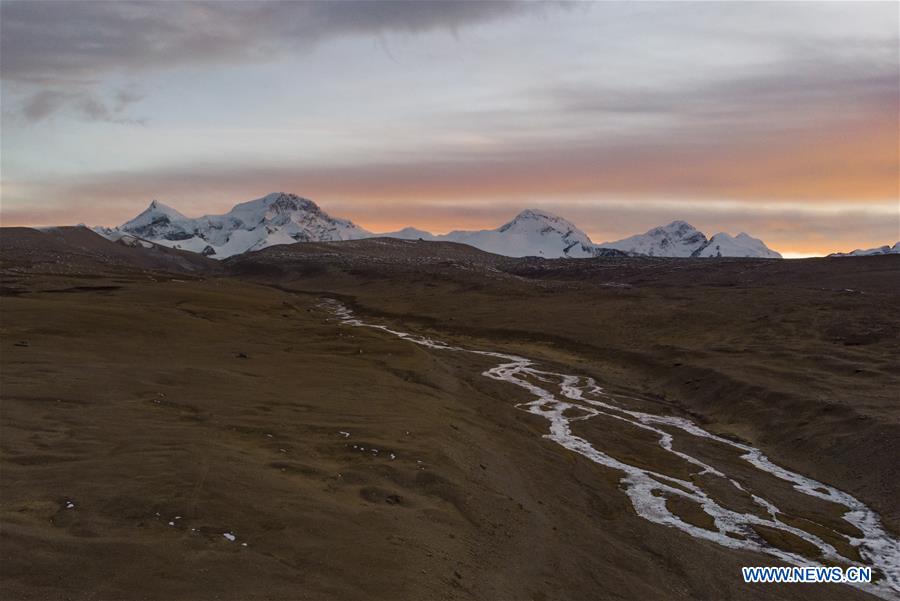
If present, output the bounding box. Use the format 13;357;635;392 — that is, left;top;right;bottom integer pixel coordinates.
96;192;783;259
98;192;371;258
384;208;599;258
828;242;900;257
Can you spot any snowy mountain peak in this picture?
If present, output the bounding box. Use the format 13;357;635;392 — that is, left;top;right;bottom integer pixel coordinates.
696;232;782;258
138;199;184;219
105;192;370;258
96;194;783;260
223;192;330;231
119;200;192;241
499;209;582;234
599;221;782;258
507;208;559;222
828;241;900;257
487;209;594;257
381;209;597;258
601;220;709;257
661;220;698;233
242;192;320;213
383;226;437;240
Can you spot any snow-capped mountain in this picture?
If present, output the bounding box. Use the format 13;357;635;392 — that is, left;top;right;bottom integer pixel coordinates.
383;209;595;258
462;209;597;258
596;221;781;258
597;221;709;257
694;232;782;258
99;193;782;260
384;226;439;242
828;242;900;257
98;193;370;258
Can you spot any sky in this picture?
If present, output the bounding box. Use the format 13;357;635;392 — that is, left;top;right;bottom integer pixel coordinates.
1;1;898;257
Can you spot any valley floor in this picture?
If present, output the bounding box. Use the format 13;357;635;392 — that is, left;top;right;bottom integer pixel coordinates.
1;247;898;600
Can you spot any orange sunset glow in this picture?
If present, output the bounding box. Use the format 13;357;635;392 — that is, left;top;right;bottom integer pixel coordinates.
1;1;898;257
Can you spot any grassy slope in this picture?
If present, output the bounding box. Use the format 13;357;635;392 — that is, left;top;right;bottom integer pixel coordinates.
1;271;878;600
229;248;900;536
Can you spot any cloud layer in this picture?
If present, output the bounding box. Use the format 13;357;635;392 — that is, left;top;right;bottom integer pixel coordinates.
1;1;897;255
1;1;533;79
2;1;538;120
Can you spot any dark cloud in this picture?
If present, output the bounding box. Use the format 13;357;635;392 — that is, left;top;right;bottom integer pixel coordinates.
20;89;68;121
18;87;145;124
114;89;145;112
1;1;542;121
0;1;538;83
